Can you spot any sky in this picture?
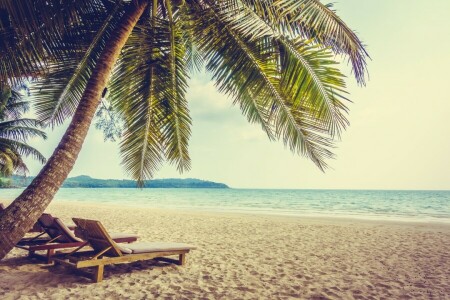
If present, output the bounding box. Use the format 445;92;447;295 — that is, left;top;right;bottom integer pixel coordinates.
23;0;450;189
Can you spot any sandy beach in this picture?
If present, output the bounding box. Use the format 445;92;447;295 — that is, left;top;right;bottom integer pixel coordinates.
0;201;449;299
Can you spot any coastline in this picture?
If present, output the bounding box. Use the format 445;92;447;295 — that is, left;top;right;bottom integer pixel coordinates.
1;200;449;299
2;187;449;225
38;200;450;228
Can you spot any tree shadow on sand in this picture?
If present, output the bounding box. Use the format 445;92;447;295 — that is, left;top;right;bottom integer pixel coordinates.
50;258;180;284
0;256;179;290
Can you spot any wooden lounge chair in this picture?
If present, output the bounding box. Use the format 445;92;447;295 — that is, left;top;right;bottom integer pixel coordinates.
53;218;196;282
19;213;78;244
16;214;139;263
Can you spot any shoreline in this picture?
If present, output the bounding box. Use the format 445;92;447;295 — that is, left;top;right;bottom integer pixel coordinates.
56;200;450;227
2;198;449;227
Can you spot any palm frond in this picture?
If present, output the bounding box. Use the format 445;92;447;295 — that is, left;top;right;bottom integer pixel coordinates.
278;37;349;137
0;119;47;141
109;18;171;185
0;81;46;176
177;4;204;73
0;0;111;85
31;2;125;125
0;148;25;176
193;3;348;169
0;139;46;164
203;1;350;136
161;3;192;172
0;84;29;119
212;0;274;41
276;0;369;84
192;3;276;140
228;0;369;84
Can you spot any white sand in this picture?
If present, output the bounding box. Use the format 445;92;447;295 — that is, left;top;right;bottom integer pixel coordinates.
0;201;449;299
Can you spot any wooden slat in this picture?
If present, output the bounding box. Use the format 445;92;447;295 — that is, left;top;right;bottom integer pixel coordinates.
26;242;83;251
20;232;47;243
53;258;77;268
72;218;123;257
76;250;190;268
16;238;51;247
154;256;182;265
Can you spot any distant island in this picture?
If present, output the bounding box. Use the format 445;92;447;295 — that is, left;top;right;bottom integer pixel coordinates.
1;175;229;189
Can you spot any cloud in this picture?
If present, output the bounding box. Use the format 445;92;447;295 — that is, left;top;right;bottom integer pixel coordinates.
187;74;238;122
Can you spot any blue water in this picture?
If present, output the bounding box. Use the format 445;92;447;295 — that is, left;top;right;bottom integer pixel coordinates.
1;188;449;223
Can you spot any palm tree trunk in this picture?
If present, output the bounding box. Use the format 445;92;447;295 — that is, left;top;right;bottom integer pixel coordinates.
0;1;148;260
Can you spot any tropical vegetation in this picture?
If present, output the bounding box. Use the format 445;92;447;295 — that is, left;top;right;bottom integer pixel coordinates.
0;0;368;259
9;174;229;188
0;84;46;177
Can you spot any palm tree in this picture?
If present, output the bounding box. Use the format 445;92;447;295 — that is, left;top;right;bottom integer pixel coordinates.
0;84;47;177
0;0;368;259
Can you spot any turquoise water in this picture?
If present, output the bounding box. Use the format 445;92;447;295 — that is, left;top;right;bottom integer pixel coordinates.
1;188;449;223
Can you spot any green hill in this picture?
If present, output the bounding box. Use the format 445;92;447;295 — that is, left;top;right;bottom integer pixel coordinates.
3;175;229;189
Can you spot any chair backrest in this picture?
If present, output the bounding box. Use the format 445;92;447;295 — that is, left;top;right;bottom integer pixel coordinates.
38;214;82;243
0;203;5;211
72;218;123;257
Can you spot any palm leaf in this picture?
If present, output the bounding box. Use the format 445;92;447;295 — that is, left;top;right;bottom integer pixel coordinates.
278;37;349;136
192;2;276;140
160;3;192;173
0;139;46;164
193;3;348;169
0;148;24;176
109;18;170;185
0;0;109;85
206;1;349;137
31;2;124;125
0;119;46;141
226;0;369;84
275;0;369;84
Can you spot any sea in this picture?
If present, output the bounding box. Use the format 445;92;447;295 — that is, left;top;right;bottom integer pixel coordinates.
1;188;449;223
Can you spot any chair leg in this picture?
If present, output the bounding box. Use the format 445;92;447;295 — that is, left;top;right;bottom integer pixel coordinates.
46;249;55;264
28;250;35;258
93;265;104;283
178;254;186;266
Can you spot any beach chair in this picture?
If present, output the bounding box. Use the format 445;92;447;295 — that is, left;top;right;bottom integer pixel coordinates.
19;213;77;243
16;214;139;263
53;218;196;282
